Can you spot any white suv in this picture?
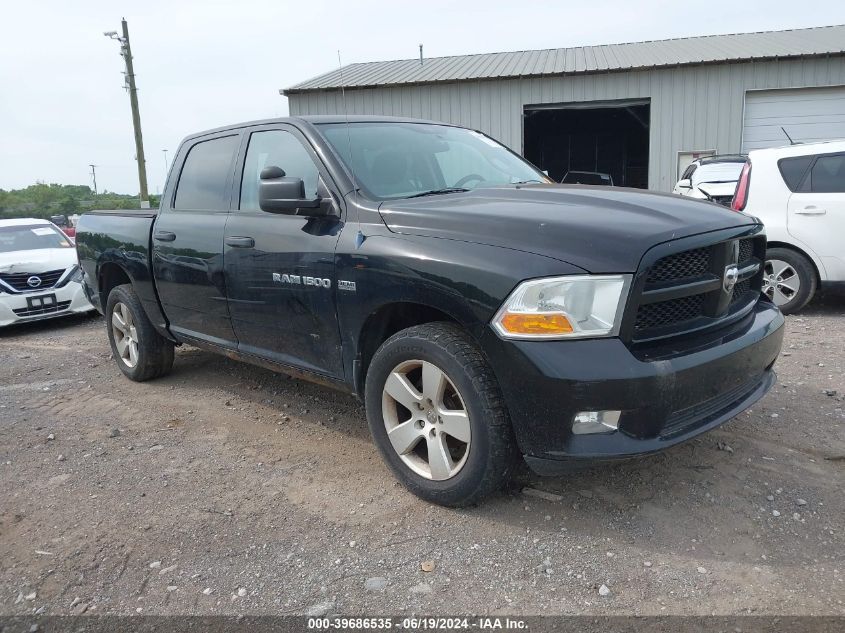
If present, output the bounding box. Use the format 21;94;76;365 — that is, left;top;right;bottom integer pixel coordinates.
733;140;845;313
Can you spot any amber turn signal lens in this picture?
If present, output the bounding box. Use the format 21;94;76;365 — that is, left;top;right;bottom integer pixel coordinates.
499;312;574;335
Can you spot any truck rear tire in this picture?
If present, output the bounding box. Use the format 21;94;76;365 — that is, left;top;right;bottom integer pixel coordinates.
364;322;516;507
106;284;174;382
763;247;817;314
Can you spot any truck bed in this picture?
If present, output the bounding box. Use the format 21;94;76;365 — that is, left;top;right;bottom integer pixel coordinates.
75;210;162;326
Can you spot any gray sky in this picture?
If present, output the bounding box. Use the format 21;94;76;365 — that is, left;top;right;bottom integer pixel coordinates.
2;0;844;195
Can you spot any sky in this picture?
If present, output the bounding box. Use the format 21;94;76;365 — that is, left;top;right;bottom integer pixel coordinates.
2;0;844;195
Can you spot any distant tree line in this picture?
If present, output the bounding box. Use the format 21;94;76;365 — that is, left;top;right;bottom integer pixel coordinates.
0;183;161;220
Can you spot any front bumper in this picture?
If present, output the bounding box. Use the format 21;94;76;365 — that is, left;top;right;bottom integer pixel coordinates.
481;299;784;473
0;281;94;328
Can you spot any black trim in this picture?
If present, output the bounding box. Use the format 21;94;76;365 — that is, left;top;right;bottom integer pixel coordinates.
640;276;721;304
620;225;766;345
177;333;352;394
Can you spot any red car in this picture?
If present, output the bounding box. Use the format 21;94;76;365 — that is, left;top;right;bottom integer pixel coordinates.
50;215;76;239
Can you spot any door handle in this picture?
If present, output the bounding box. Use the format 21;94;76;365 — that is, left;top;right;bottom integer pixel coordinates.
153;231;176;242
225;236;255;248
795;207;827;215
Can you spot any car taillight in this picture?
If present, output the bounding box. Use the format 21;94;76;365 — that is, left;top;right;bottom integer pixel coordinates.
732;162;751;211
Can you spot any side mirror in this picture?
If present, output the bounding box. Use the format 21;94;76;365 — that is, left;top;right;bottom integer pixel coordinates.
259;166;322;214
677;178;692;189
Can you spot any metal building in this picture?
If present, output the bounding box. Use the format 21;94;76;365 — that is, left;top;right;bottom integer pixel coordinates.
283;25;845;191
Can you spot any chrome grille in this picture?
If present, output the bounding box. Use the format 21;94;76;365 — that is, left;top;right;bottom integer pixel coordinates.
0;269;65;292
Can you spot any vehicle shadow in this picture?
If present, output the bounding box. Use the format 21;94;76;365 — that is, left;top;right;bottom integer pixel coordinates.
165;344;370;437
798;286;845;315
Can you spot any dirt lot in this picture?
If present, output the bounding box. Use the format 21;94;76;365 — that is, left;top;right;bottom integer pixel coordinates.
1;296;843;617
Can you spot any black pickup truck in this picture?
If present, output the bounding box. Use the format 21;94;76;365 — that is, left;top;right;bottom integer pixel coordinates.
76;116;784;506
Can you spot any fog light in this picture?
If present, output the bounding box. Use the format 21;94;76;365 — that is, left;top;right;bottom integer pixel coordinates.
572;410;621;435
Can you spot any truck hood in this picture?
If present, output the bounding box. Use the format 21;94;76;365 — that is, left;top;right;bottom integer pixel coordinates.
0;248;77;274
378;185;756;272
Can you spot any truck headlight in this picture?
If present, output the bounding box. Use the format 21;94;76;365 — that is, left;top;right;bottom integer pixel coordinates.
492;275;631;339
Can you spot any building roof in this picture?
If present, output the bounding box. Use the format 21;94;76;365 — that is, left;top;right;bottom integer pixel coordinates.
284;25;845;94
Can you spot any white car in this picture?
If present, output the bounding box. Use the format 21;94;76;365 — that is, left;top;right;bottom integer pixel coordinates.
732;139;845;313
0;218;94;327
673;155;747;206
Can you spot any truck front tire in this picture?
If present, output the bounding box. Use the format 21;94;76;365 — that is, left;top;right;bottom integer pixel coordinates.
364;322;516;507
106;284;174;382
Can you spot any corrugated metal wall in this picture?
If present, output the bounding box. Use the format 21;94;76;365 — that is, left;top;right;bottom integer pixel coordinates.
288;56;845;191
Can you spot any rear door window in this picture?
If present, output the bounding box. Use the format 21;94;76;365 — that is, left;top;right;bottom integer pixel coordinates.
809;154;845;193
174;135;240;210
778;156;813;192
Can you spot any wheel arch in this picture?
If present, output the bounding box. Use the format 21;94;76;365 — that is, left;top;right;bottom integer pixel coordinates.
766;241;823;284
98;261;132;305
353;300;475;399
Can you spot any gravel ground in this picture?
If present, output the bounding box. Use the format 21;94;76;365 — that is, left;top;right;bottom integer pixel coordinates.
1;294;843;617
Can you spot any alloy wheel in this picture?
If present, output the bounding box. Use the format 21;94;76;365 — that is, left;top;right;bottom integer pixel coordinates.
111;302;139;368
763;258;801;307
381;359;471;481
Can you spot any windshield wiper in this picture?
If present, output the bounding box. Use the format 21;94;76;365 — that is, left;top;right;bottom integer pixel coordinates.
404;188;470;199
511;179;545;185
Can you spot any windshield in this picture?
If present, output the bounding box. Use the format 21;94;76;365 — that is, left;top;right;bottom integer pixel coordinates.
692;162;744;186
0;224;72;253
317;122;548;199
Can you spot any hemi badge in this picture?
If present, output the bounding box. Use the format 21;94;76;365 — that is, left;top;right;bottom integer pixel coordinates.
338;280;357;292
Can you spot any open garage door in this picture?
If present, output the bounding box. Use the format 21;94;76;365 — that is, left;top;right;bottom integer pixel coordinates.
742;86;845;152
523;99;650;188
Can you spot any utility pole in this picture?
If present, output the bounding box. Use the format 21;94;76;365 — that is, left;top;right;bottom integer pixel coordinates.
89;164;98;196
162;149;169;182
105;19;149;208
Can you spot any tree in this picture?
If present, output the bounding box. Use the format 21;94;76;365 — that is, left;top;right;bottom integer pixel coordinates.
59;197;80;214
0;182;149;220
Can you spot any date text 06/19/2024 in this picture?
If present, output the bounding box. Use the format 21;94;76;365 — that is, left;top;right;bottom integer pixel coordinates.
307;617;528;630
